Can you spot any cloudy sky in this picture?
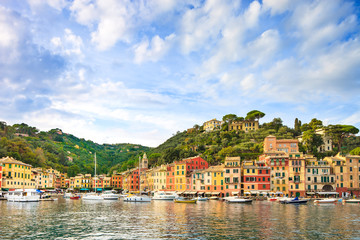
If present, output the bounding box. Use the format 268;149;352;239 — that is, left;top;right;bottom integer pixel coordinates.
0;0;359;147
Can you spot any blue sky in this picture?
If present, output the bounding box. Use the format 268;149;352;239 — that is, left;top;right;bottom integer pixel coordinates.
0;0;359;147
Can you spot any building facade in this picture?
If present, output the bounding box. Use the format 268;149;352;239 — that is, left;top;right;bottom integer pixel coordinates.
228;120;259;132
0;157;35;189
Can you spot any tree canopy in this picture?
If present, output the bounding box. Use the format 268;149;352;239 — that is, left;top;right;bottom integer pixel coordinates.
245;110;265;121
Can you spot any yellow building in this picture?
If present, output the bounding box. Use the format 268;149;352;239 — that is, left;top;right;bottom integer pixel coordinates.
288;155;306;197
228;120;259;132
174;161;187;192
201;165;224;197
0;156;35;189
305;157;336;195
32;168;51;189
152;165;167;191
145;168;154;192
203;119;222;132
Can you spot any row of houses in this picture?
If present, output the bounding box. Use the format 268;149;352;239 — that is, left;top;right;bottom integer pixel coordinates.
1;136;359;197
202;118;259;132
114;136;360;198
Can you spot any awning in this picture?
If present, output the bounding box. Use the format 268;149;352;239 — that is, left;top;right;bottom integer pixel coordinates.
80;188;90;191
306;192;315;195
188;191;197;194
232;191;240;195
317;192;339;195
96;188;103;191
244;192;251;195
250;191;259;194
36;189;44;193
275;192;284;195
212;192;221;195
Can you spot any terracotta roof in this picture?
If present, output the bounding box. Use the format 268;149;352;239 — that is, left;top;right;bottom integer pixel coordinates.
0;156;32;167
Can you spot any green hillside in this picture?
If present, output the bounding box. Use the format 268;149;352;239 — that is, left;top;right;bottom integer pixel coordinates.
0;122;150;177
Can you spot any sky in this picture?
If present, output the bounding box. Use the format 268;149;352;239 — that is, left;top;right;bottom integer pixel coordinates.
0;0;359;147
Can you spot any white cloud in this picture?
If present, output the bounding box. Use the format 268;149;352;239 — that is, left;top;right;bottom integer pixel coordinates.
28;0;68;11
240;74;256;91
134;34;175;64
262;0;291;15
0;7;24;63
51;28;83;56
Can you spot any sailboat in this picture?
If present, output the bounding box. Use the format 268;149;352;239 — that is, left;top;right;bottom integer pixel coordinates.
124;156;151;202
83;153;103;200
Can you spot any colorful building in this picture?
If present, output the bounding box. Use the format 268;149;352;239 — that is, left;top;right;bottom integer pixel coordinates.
223;156;241;197
242;160;271;195
263;135;299;153
0;163;2;189
203;165;225;197
305;157;336;196
288;155;306;197
260;152;289;195
111;173;123;189
174;161;187;192
0;157;35;189
203;119;223;132
166;164;175;191
152;165;167;191
228;120;259;132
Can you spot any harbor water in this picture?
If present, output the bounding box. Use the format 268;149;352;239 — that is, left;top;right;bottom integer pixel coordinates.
1;198;360;239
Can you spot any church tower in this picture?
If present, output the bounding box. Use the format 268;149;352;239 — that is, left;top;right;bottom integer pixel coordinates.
140;153;148;169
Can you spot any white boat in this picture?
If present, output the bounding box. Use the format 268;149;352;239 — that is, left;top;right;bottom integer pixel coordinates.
101;190;120;200
123;156;151;203
209;196;220;200
124;194;151;202
6;189;40;202
280;197;309;204
63;192;72;199
197;196;209;201
82;192;103;200
152;191;178;200
344;199;360;203
83;153;104;201
314;198;338;204
226;197;253;203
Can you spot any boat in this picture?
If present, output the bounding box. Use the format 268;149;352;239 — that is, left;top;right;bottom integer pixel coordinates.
40;193;55;201
267;197;279;202
209;196;220;200
280;197;309;204
226;197;253;203
344;199;360;203
63;192;72;199
83;153;104;201
196;196;209;201
314;198;338;204
70;195;81;200
6;189;40;202
174;197;197;203
101;190;120;200
123;156;151;202
152;191;178;200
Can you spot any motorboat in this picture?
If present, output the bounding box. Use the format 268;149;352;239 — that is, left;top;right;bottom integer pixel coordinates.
82;192;103;200
70;195;81;200
280;197;309;204
196;196;209;201
344;199;360;203
124;194;151;202
174;197;197;203
209;196;220;200
226;197;253;203
6;189;40;202
101;190;120;200
63;192;72;199
267;197;279;202
314;198;338;204
40;193;55;201
152;191;178;200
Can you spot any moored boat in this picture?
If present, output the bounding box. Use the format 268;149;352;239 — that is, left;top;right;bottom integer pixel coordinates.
124;194;151;202
83;192;103;200
344;199;360;203
314;198;337;204
152;191;178;200
70;195;81;200
280;197;309;204
101;190;120;200
174;197;197;203
6;189;40;202
196;196;209;201
226;197;253;203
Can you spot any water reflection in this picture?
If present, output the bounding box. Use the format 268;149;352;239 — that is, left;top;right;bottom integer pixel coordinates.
1;198;360;239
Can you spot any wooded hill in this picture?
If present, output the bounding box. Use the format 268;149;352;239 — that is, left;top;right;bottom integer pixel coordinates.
0;122;150;177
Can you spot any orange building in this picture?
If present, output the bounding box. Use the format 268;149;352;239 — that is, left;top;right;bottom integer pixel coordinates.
0;164;2;189
111;173;123;189
166;164;175;191
242;160;271;195
263;135;299;153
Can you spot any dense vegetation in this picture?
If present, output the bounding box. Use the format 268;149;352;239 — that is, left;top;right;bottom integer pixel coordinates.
0;122;150;177
0;111;359;176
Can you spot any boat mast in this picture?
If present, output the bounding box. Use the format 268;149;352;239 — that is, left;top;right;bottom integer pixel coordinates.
139;156;141;194
94;152;97;193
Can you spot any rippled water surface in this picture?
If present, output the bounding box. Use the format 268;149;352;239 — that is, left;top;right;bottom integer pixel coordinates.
1;198;360;239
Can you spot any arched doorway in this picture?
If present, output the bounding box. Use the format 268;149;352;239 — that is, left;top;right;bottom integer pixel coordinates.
322;185;333;191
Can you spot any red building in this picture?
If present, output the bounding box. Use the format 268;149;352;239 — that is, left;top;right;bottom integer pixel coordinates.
183;156;209;171
242;160;271;194
166;164;175;191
